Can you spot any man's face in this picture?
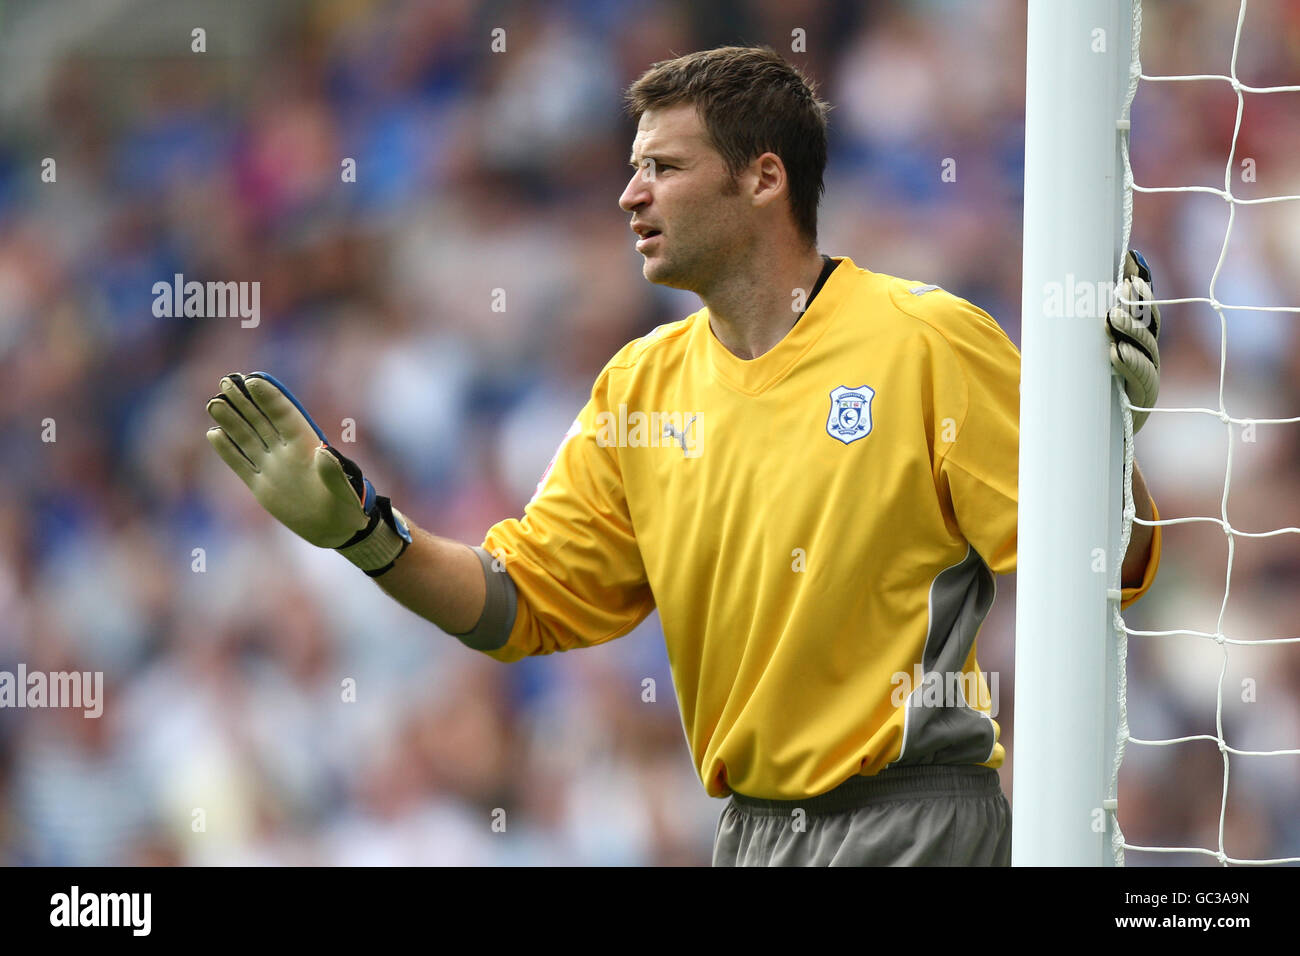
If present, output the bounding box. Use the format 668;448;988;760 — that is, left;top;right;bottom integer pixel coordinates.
619;103;750;290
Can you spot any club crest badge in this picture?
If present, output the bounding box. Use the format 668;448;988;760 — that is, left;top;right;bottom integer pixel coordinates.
826;385;875;444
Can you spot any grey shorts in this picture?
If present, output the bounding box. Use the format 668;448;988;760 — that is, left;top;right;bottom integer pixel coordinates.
712;764;1011;866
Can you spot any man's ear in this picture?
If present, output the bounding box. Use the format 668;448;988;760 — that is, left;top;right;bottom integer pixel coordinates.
750;152;787;209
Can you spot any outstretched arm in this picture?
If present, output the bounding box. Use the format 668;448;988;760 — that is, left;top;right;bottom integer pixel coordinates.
205;370;491;636
373;527;485;635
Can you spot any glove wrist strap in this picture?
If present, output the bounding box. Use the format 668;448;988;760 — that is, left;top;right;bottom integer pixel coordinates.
336;497;412;577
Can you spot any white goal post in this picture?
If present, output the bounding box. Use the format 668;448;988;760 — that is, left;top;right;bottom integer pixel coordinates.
1013;0;1135;866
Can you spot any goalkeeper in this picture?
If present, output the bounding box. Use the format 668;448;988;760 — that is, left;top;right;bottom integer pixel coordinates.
206;46;1162;866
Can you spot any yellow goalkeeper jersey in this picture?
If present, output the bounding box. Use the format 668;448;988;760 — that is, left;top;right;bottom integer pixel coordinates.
480;256;1162;800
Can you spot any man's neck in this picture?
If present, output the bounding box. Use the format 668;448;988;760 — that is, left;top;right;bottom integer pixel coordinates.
704;246;828;361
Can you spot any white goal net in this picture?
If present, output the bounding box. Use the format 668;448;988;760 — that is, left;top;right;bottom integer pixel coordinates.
1111;0;1300;866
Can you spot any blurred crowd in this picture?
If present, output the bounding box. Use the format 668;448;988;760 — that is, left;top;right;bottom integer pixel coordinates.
0;0;1297;866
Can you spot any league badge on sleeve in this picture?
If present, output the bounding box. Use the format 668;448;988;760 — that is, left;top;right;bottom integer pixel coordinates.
826;385;875;444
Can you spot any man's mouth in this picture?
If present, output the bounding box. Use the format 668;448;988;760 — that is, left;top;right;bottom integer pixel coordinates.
635;229;662;251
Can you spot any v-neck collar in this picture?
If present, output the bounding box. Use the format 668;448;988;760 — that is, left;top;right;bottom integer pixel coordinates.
703;256;852;395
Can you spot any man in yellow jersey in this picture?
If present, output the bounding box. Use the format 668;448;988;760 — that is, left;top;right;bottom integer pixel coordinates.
205;46;1162;866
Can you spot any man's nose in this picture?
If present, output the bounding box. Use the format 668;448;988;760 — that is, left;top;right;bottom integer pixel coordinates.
619;168;650;213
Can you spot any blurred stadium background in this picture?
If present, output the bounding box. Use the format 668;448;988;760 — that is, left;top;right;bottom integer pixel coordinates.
0;0;1297;865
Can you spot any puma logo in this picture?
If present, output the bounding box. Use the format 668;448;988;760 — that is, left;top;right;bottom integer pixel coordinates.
663;415;699;456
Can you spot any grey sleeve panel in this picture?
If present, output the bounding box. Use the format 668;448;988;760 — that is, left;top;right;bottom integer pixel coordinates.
451;546;518;652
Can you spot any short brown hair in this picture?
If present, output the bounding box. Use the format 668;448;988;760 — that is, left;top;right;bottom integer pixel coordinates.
625;46;829;245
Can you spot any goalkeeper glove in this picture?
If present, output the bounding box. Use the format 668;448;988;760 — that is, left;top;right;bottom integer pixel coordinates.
1107;249;1162;434
205;372;412;577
